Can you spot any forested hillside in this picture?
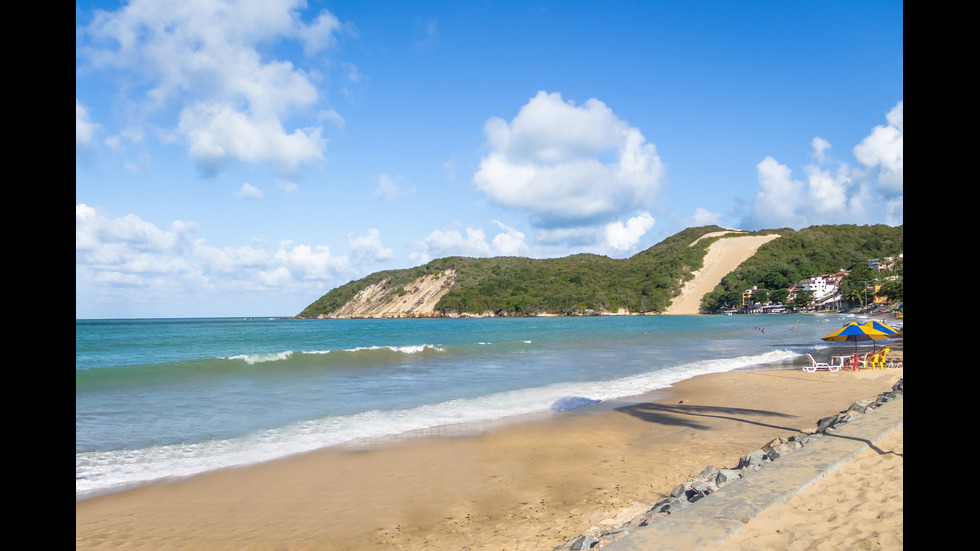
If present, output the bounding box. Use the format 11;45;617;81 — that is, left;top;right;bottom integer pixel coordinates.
296;224;903;318
699;224;904;311
297;226;730;317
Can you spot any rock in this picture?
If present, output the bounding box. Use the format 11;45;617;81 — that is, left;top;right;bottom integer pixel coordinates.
846;398;876;414
555;534;600;550
691;479;718;497
716;468;742;484
738;449;769;469
626;508;660;529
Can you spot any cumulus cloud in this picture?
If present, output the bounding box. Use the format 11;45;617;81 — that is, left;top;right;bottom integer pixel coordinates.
604;212;656;252
746;100;903;229
178;102;326;175
689;207;724;227
373;174;414;201
76;99;99;146
76;204;393;311
853;101;903;195
78;0;347;175
473;91;665;228
349;228;395;264
752;156;806;228
411;221;530;263
234;183;263;199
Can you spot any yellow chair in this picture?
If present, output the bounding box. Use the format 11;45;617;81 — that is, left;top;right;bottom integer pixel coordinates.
878;348;891;369
880;347;901;368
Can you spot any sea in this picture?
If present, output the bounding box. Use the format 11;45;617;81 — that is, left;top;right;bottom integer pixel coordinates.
76;313;873;501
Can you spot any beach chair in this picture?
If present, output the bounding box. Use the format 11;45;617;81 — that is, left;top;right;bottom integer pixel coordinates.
879;348;895;369
857;352;873;370
805;353;840;373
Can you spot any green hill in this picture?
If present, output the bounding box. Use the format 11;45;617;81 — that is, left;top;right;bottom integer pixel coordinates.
295;224;903;318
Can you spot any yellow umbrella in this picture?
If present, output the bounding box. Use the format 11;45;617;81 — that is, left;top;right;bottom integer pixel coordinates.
821;322;892;353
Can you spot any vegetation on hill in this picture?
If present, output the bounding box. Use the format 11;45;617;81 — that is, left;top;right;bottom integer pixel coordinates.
297;226;733;318
699;224;904;312
296;224;904;318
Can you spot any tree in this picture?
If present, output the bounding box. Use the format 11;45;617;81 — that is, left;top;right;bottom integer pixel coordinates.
769;289;789;305
876;279;903;303
793;290;814;309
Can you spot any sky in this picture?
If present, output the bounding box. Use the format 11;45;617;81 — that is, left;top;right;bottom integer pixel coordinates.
76;0;903;319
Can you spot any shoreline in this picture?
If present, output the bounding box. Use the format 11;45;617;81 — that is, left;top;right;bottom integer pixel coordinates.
77;357;902;550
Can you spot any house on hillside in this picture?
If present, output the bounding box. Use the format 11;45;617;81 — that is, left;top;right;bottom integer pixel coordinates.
869;254;903;271
786;269;851;311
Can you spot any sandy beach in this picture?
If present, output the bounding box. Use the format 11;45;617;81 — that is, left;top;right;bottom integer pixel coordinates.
76;358;902;550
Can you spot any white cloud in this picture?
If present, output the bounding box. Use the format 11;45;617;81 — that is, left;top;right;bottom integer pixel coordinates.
349;228;394;264
810;137;831;161
76;99;99;146
373;174;414;201
79;0;346;175
604;212;656;252
853;101;903;195
752;156;806;228
76;204;399;315
271;241;350;280
297;9;343;54
689;207;723;227
474;91;665;227
76;203;196;254
235;183;263;199
489;220;530;257
746;100;903;229
178;102;325;175
411;221;530;263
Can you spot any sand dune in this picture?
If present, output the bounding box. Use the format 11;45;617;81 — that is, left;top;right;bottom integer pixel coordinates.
666;233;780;315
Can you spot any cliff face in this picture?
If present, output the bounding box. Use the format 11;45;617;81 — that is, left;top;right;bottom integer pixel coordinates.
320;270;456;318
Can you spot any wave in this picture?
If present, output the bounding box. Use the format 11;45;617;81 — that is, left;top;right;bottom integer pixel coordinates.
76;343;461;389
75;347;802;500
227;344;447;365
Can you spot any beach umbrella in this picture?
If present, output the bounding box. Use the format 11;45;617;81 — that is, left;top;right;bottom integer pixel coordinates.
820;322;892;354
860;321;901;351
861;320;901;336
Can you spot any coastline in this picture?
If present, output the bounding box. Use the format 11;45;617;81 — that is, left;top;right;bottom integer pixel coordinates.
77;357;902;550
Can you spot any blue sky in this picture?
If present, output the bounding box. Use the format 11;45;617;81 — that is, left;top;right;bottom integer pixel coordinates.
76;0;903;319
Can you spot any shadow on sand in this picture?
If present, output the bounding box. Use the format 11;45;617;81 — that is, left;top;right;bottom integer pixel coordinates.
615;402;801;433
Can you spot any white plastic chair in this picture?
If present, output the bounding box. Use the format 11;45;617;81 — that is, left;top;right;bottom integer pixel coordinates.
805;353;840;373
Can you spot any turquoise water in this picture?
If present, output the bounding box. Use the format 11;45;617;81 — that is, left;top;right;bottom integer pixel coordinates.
76;314;866;499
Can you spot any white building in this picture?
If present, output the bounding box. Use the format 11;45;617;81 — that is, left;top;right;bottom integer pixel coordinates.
801;276;838;299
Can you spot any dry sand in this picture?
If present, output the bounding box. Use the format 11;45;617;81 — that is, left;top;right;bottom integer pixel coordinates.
76;363;902;550
665;233;780;315
707;426;903;551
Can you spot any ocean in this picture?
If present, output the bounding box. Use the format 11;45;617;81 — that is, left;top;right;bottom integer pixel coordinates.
76;313;868;500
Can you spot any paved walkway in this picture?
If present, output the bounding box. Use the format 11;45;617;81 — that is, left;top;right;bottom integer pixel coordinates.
603;394;904;550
